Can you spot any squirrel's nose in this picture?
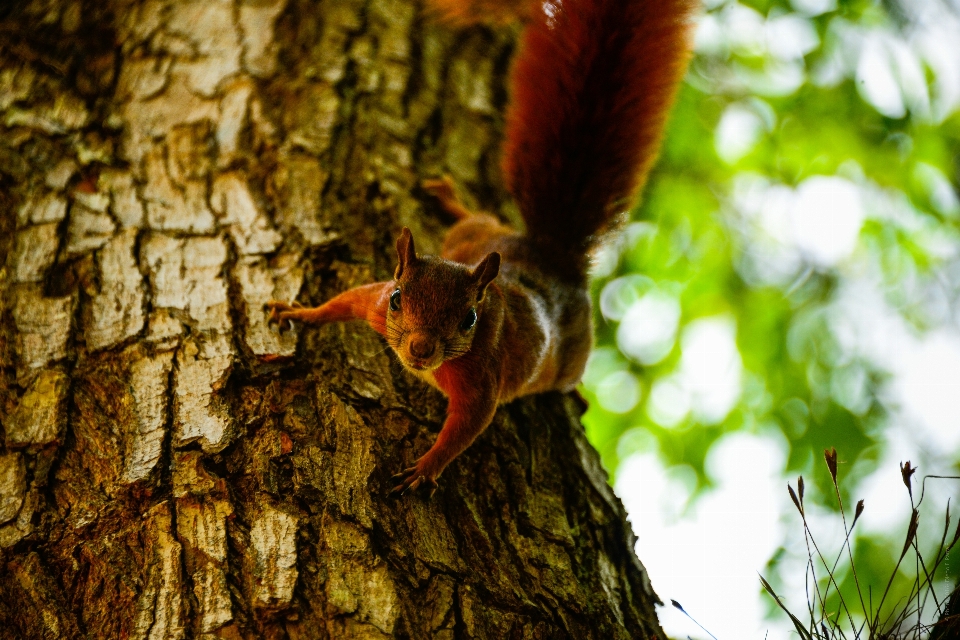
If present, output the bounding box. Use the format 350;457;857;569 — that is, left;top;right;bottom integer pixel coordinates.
409;334;437;359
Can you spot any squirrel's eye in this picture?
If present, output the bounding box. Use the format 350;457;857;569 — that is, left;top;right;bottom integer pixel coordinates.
460;308;477;331
389;288;401;312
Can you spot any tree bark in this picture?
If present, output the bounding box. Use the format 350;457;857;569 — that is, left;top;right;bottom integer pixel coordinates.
0;0;666;638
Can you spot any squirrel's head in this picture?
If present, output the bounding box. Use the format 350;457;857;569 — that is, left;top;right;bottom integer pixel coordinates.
385;227;500;371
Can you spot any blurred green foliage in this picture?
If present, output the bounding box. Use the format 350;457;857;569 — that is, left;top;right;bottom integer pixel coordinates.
580;0;960;628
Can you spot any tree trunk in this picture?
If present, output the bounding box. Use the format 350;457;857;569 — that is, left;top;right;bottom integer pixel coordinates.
0;1;666;638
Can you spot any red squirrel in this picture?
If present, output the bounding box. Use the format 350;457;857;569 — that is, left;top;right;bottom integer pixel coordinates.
268;0;697;495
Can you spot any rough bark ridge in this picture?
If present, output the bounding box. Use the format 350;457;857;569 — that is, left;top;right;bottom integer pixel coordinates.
0;0;666;638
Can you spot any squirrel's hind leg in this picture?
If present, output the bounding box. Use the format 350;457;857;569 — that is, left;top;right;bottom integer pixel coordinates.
425;175;520;264
422;176;474;221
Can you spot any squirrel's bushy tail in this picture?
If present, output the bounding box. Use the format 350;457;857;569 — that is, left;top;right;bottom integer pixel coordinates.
503;0;697;263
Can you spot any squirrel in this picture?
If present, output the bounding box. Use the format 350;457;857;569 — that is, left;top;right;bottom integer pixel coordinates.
268;0;697;495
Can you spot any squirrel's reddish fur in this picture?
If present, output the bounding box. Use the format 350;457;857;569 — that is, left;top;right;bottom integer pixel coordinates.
268;0;697;495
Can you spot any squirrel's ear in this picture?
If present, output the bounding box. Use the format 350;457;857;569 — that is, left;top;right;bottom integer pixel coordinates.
471;252;501;300
395;227;418;279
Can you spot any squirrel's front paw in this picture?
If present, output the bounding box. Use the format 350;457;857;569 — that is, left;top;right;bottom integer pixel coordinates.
390;458;440;497
265;300;303;333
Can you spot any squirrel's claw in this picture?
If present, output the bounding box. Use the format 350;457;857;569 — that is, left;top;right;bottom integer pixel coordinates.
390;466;415;481
265;300;303;333
390;465;438;497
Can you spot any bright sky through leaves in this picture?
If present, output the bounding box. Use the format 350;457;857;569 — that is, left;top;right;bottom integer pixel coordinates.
581;0;960;636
